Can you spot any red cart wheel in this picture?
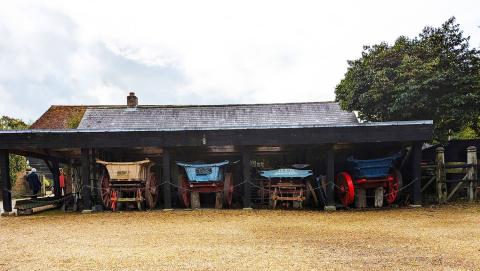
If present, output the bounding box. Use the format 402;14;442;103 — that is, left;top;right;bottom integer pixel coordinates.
223;173;234;207
110;190;118;211
98;174;112;209
178;175;190;208
335;172;355;207
386;169;402;204
145;173;158;209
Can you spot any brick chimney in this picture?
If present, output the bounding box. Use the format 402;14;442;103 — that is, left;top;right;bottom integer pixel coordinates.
127;92;138;108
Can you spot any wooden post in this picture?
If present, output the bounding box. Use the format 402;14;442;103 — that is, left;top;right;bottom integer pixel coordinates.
81;148;92;210
163;148;172;209
411;142;422;206
215;192;223;209
90;149;97;203
435;147;447;203
325;144;336;210
467;146;477;202
52;160;61;199
374;187;384;207
190;192;200;209
0;150;12;213
355;188;366;208
242;148;252;209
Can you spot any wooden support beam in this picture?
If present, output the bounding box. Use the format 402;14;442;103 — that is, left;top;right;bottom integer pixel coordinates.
325;144;336;210
90;149;97;204
435;147;447;203
11;150;70;164
0;122;434;150
242;148;252;208
51;160;61;199
466;146;477;202
0;150;12;213
411;142;422;205
162;148;171;209
81;148;92;210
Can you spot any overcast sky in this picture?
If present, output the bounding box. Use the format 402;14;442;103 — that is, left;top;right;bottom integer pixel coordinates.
0;0;479;122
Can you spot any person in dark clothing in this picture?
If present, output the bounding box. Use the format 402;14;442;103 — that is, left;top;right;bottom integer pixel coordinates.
26;168;42;198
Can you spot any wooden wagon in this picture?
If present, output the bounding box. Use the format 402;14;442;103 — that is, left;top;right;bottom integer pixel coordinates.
259;168;313;209
177;161;234;209
335;154;402;207
97;159;158;211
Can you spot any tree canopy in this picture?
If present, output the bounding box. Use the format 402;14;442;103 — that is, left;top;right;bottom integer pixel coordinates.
1;116;29;185
335;17;480;142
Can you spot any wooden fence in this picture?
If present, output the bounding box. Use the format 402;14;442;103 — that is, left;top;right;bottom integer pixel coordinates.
421;146;478;203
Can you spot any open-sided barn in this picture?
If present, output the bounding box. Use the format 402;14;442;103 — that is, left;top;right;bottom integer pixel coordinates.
0;93;433;213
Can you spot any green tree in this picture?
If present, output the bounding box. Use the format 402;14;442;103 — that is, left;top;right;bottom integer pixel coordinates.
0;116;29;185
335;17;480;142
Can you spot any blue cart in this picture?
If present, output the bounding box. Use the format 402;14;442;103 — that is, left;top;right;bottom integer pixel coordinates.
335;154;402;207
259;168;313;209
177;161;233;208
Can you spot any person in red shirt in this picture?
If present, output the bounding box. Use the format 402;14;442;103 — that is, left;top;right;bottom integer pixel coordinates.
59;168;66;196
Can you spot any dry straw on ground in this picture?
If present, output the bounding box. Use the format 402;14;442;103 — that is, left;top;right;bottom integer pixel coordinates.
0;204;479;270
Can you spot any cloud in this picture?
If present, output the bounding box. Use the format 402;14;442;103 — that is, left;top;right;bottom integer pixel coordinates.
0;0;479;122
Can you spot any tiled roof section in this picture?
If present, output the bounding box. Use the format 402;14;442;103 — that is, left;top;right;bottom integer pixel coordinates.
78;102;358;130
30;106;87;129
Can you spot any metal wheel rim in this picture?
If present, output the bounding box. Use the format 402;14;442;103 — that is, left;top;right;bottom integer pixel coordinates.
335;172;355;207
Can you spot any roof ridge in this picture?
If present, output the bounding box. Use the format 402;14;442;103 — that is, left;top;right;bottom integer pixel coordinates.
50;101;339;109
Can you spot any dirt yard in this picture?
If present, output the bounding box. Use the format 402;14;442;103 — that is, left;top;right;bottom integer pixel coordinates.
0;205;479;271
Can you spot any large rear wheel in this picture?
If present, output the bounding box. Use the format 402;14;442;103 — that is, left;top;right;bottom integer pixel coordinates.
98;174;112;209
145;173;158;209
178;175;190;208
386;169;402;204
335;172;355;207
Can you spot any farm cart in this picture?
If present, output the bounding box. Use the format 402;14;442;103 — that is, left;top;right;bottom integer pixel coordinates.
177;161;234;209
97;159;158;211
335;154;402;208
259;168;313;209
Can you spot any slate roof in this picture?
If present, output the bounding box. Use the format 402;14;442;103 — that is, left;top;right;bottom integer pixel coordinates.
76;102;358;131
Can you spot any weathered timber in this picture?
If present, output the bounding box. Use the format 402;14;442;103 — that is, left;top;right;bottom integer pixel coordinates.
242;149;252;208
411;142;422;205
466;146;477;202
51;160;61;199
446;175;467;202
163;148;171;209
81;148;92;210
436;147;447;203
421;176;436;192
0;122;433;149
1;150;12;213
325;144;336;210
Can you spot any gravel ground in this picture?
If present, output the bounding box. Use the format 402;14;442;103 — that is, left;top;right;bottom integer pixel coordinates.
0;204;479;271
